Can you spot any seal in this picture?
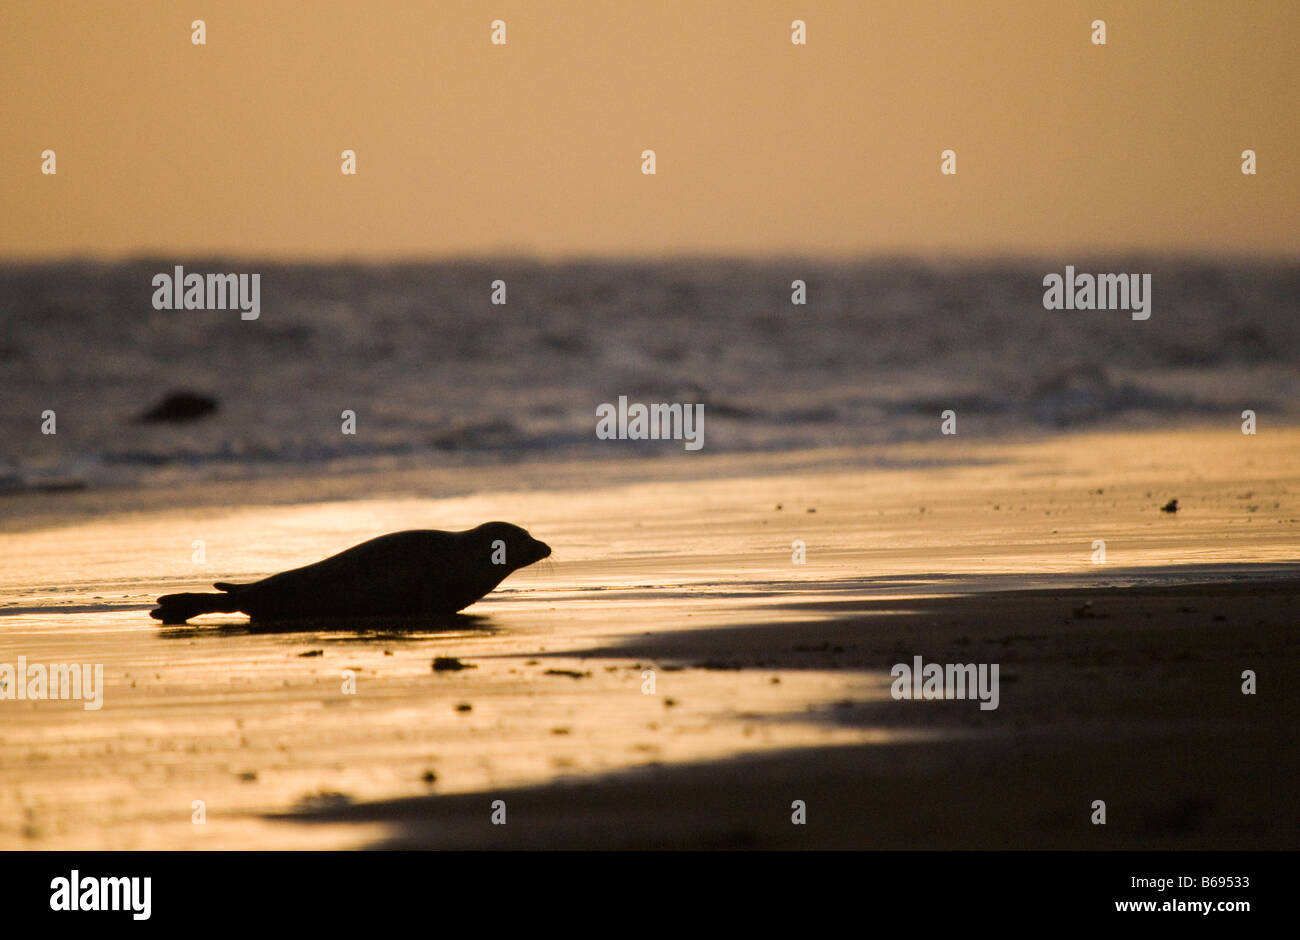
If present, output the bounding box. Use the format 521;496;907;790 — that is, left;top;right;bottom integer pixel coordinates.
150;522;551;625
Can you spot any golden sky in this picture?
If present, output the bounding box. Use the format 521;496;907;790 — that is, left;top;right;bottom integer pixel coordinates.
3;0;1297;259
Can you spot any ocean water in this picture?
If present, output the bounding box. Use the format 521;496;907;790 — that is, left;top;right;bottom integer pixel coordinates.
1;258;1297;492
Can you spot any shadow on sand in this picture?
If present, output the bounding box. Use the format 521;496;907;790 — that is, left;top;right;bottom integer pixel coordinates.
273;565;1299;849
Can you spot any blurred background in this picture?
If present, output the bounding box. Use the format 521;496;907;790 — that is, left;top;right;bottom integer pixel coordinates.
2;0;1297;491
3;0;1296;258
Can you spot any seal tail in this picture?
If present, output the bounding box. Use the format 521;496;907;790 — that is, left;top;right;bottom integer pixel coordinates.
151;591;243;624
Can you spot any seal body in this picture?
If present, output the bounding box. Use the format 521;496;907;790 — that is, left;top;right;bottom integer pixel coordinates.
151;522;550;625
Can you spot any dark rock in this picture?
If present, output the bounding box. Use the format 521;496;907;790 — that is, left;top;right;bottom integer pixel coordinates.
138;391;218;423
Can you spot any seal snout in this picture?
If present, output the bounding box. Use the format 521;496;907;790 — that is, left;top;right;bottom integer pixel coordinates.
476;521;551;568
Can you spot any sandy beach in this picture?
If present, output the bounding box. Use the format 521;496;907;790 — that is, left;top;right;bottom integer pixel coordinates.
1;425;1295;850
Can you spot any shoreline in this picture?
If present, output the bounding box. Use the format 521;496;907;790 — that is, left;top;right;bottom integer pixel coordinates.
2;420;1294;532
1;425;1296;849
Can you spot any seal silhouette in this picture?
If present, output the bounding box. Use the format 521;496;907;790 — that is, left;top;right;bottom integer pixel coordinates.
151;522;551;625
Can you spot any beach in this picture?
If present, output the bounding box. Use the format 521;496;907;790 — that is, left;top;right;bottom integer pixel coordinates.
2;425;1295;850
4;3;1298;917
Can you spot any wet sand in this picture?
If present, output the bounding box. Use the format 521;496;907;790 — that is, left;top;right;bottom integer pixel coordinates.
291;578;1297;849
1;426;1296;849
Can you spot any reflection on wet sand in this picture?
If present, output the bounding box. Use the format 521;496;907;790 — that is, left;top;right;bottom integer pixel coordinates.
1;427;1297;848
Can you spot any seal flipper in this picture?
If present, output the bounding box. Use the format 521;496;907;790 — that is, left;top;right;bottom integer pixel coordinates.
151;591;243;624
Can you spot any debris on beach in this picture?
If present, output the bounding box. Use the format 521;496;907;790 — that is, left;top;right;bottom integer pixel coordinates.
294;790;353;812
544;668;591;679
432;657;476;672
1161;498;1180;513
